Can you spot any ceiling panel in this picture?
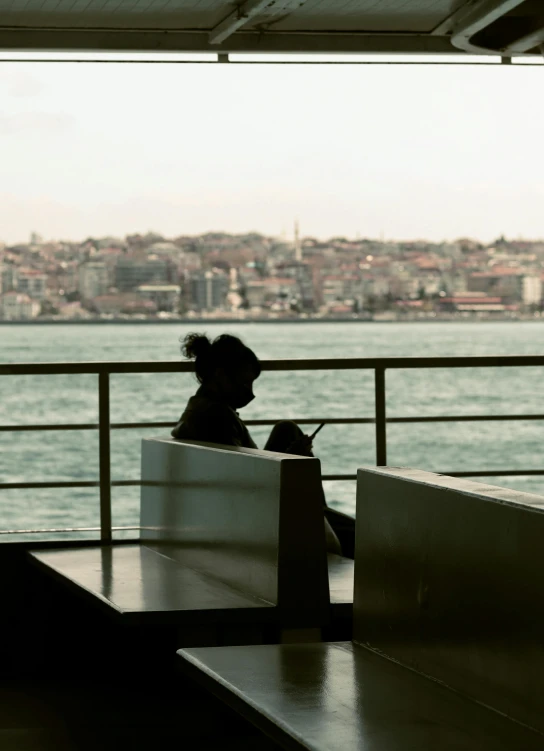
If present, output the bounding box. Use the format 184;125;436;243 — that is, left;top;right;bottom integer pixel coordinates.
252;0;466;34
0;0;537;55
0;0;467;32
0;0;231;30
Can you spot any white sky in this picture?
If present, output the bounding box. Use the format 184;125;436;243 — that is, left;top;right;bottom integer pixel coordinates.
0;56;543;245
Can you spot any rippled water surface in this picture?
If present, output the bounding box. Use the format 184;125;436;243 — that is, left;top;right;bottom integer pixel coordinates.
1;321;543;540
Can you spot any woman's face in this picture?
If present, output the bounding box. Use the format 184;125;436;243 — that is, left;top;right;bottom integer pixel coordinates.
218;364;258;409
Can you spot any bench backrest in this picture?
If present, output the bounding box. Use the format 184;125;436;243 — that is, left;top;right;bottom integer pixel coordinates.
140;438;329;622
353;467;544;734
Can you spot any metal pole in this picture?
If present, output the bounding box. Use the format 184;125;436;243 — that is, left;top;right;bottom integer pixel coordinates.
98;372;112;543
375;368;387;466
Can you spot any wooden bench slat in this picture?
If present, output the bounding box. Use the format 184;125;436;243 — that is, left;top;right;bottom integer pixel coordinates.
177;642;544;751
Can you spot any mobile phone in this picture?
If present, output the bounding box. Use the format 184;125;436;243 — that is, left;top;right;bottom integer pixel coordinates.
309;423;326;440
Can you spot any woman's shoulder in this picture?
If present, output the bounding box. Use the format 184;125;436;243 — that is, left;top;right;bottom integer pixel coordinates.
200;402;238;429
172;392;240;442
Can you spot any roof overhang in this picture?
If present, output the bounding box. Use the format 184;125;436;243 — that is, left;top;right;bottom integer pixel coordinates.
0;0;543;57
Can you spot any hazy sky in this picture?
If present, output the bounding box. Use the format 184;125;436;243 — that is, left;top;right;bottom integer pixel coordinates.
0;56;543;245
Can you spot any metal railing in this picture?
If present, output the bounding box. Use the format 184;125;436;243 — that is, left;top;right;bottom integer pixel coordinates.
1;355;544;542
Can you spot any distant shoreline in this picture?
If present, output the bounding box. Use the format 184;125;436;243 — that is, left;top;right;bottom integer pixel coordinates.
0;316;541;326
1;317;372;325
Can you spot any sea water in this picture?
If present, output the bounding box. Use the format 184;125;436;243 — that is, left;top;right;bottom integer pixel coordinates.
1;321;543;539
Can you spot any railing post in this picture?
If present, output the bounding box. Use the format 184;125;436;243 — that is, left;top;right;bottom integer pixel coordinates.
375;367;387;466
98;371;112;543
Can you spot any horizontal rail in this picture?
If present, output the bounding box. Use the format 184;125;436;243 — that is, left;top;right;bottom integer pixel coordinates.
3;471;544;491
447;469;544;478
3;413;544;433
0;480;143;490
0;525;140;535
386;414;544;423
2;355;544;377
0;481;99;490
326;470;544;480
0;423;98;432
338;470;540;482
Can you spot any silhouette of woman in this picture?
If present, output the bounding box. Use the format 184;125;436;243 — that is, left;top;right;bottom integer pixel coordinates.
172;332;341;553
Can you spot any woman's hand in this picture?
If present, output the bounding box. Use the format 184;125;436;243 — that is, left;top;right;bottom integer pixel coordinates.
286;435;314;457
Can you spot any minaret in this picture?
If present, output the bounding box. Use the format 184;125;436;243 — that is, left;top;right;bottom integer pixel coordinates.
294;219;302;262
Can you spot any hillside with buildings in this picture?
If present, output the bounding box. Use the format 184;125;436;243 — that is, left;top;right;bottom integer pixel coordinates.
1;228;543;322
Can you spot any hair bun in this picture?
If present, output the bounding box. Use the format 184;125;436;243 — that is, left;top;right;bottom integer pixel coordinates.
181;333;212;360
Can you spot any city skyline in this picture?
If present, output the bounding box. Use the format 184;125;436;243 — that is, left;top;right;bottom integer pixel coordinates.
4;226;544;248
3;227;544;322
1;56;544;245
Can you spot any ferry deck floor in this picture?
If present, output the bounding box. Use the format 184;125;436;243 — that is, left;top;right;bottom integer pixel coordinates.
0;545;282;751
0;675;278;751
0;501;356;751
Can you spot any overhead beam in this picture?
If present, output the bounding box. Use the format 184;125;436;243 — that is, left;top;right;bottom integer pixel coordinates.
432;0;473;35
209;0;277;45
502;26;544;55
0;29;460;55
449;0;527;54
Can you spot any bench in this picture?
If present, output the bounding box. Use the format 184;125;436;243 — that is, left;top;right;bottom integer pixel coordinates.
29;438;353;636
177;467;544;749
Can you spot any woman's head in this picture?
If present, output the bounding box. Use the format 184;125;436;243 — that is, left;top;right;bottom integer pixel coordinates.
181;332;261;409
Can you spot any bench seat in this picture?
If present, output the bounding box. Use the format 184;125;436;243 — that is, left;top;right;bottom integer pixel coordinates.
28;439;354;636
177;641;544;751
176;467;544;748
28;545;353;626
29;545;275;626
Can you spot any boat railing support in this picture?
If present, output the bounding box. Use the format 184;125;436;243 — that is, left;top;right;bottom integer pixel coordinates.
374;367;387;467
98;372;112;544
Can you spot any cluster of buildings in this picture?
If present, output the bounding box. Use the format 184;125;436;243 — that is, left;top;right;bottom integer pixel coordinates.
1;228;544;321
